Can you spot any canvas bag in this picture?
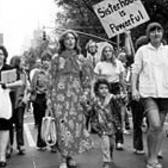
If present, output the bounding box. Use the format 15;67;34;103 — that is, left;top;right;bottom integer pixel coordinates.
0;87;12;119
41;109;57;146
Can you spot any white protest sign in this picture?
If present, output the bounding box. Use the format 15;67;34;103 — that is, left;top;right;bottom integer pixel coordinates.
1;69;17;84
93;0;150;38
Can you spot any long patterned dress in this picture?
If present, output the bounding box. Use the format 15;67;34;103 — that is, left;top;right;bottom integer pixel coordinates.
48;50;93;156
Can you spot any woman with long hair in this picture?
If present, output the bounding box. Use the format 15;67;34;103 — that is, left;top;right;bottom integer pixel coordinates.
47;30;93;168
94;45;126;150
0;46;24;167
9;56;27;155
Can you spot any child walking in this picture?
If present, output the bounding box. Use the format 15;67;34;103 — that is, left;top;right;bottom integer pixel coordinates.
87;79;121;168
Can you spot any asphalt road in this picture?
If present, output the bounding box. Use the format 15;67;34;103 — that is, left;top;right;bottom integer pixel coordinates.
6;112;168;168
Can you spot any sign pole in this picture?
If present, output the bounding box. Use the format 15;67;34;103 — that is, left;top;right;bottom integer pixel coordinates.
117;34;120;51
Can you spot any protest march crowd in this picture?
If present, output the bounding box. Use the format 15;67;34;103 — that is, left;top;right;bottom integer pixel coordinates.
0;21;168;168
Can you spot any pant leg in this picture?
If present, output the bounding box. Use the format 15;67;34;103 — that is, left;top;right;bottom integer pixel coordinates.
37;115;46;148
109;83;124;144
101;135;114;163
125;108;130;130
130;100;144;150
32;102;39;126
34;94;47;148
9;91;15;146
115;129;124;144
15;106;25;148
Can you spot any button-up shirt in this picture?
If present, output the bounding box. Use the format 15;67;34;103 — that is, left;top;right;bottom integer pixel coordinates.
132;43;168;98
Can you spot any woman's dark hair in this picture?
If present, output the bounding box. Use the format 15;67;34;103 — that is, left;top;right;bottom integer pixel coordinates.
146;22;164;41
94;78;110;96
10;56;21;69
101;45;116;66
58;30;81;54
0;46;8;63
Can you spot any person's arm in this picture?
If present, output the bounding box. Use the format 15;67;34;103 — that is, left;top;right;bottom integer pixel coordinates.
6;79;23;89
6;70;26;89
131;73;140;101
131;48;143;101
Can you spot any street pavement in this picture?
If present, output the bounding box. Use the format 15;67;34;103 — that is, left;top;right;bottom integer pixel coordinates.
5;112;168;168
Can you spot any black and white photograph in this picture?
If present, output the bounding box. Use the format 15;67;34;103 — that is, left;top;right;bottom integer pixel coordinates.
0;0;168;168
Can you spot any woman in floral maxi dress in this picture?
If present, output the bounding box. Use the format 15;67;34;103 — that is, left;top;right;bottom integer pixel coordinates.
47;30;93;168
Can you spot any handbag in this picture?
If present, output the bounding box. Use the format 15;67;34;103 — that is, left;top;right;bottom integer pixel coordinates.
41;109;57;146
0;88;12;119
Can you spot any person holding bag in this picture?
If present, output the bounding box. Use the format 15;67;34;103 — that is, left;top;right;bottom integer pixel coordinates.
0;46;24;167
41;108;57;147
46;30;93;168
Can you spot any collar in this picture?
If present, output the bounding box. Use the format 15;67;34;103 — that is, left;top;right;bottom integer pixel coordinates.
147;43;164;50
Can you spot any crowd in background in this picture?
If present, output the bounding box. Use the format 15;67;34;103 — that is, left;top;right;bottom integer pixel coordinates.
0;22;168;168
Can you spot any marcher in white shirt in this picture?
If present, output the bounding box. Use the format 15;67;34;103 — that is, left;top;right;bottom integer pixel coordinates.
94;45;126;150
132;22;168;168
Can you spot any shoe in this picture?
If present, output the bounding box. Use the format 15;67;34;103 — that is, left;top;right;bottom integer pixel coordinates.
123;129;130;135
18;146;25;155
103;164;110;168
59;162;67;168
116;143;123;150
66;156;77;168
50;145;57;153
6;147;13;158
146;162;162;168
103;162;111;168
36;146;47;151
134;149;145;155
0;161;7;167
157;151;163;159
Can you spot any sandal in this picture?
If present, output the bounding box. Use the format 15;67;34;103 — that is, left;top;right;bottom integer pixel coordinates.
146;162;162;168
66;156;77;168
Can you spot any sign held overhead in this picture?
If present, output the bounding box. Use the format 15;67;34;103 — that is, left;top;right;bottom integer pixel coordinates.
93;0;150;38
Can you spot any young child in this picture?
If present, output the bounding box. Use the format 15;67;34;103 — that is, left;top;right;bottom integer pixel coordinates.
92;79;121;168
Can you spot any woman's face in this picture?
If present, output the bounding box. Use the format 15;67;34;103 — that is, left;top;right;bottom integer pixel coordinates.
88;43;97;55
103;46;113;60
98;84;109;98
42;60;50;70
64;33;76;50
149;27;163;44
0;49;5;66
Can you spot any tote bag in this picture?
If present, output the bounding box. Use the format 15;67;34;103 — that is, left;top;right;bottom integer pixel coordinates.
0;88;12;119
41;109;57;146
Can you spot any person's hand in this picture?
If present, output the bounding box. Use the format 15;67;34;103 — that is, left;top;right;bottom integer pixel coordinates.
120;93;127;100
47;99;52;107
132;89;141;101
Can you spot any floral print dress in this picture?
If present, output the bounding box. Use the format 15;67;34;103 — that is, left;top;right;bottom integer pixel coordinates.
48;50;93;156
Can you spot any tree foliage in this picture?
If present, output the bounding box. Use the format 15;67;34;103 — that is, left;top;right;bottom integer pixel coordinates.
55;0;168;48
22;38;49;71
